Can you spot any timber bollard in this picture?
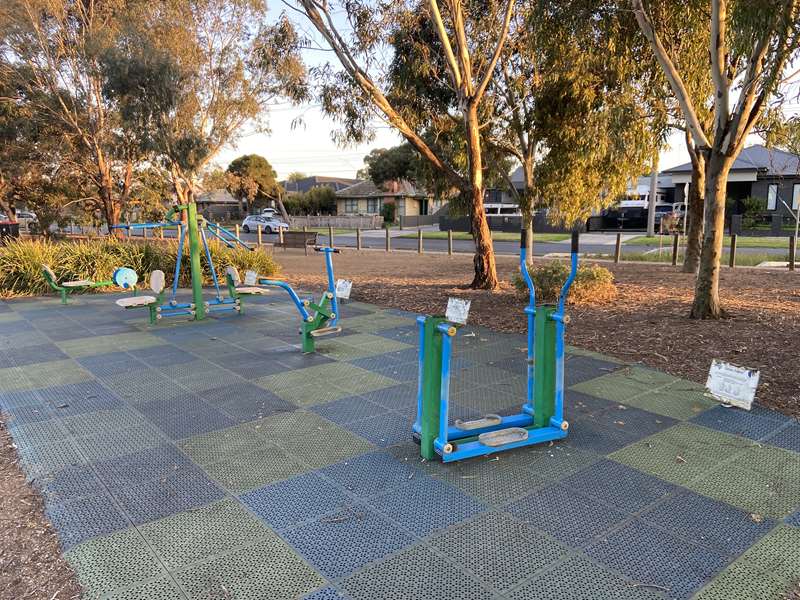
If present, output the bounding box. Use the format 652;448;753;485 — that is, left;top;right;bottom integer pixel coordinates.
159;227;164;240
614;233;622;263
278;227;284;246
356;228;362;250
671;234;679;266
418;229;423;253
235;224;240;239
790;236;796;271
448;229;453;255
257;227;262;247
385;227;390;252
328;225;334;248
729;234;737;268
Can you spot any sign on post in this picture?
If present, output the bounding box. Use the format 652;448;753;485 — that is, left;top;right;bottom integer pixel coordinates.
446;298;471;325
335;279;353;300
706;359;760;410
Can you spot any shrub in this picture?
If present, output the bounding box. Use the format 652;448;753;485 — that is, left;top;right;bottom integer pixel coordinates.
381;202;397;224
513;260;617;305
0;238;279;297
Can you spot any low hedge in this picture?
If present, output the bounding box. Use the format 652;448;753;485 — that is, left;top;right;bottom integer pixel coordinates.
513;260;617;305
0;238;280;297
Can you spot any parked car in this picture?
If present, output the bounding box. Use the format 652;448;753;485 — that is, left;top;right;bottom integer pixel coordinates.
259;208;278;217
241;214;289;234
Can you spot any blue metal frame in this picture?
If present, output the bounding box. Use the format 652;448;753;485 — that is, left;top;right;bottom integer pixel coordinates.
416;230;580;462
319;248;339;327
256;279;313;322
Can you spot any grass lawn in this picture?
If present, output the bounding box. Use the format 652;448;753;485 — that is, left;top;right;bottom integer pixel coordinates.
399;231;570;242
591;250;786;267
627;235;793;249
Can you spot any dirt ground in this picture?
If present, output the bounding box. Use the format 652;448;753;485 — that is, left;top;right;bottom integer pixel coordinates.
0;423;81;600
279;248;800;418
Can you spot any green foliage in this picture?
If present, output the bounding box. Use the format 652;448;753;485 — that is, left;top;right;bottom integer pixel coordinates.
363;145;417;185
381;202;397;223
226;154;281;207
0;238;279;297
740;197;766;229
282;186;337;215
513;261;617;305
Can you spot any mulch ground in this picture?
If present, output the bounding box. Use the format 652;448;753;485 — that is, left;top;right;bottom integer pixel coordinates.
279;248;800;418
0;422;81;600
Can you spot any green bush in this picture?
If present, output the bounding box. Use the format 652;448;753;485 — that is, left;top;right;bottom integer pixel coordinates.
513;260;617;305
381;202;397;224
0;238;280;297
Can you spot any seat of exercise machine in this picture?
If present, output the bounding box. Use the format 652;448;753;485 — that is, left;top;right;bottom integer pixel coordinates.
477;427;529;447
454;414;502;430
309;325;342;337
61;279;94;287
116;295;157;307
228;268;271;294
116;270;164;308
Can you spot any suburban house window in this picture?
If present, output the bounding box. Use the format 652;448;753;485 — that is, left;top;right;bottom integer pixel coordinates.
345;199;358;214
794;184;800;211
768;184;778;210
366;198;381;214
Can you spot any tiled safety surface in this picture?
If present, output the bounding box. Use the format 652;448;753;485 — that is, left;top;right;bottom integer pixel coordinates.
1;291;799;599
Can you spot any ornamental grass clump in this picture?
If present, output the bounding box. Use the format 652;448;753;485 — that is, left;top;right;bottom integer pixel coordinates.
513;260;617;305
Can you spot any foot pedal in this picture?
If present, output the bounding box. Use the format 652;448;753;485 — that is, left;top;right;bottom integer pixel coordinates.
478;427;529;447
455;414;502;430
309;326;342;338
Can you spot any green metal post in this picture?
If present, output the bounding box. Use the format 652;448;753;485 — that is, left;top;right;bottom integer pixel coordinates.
186;202;206;320
533;305;557;427
420;316;446;460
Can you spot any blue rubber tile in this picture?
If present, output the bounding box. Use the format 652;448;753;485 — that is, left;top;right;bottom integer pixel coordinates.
564;354;623;386
276;352;335;370
91;444;197;488
505;484;629;548
566;390;676;440
89;322;140;336
0;319;34;334
128;344;197;367
786;509;800;527
282;505;417;579
348;354;407;372
319;451;418;498
312;395;389;425
561;459;677;514
371;363;418;382
43;326;94;341
46;492;131;550
2;403;53;426
303;586;351;600
562;418;639;455
691;405;789;441
134;393;202;421
200;382;295;422
112;467;225;525
38;381;124;416
241;472;351;532
343;411;412;448
370;476;487;537
372;325;418;343
78;352;146;378
224;360;288;380
643;489;776;556
764;422;800;453
7;343;68;366
36;464;106;503
357;383;417;412
0;389;43;411
586;519;728;599
151;405;238;440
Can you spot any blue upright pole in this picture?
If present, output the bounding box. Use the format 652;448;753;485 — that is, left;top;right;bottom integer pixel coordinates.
520;229;536;416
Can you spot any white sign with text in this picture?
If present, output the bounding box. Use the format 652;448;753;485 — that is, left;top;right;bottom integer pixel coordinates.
446;298;471;325
335;279;353;300
706;360;759;410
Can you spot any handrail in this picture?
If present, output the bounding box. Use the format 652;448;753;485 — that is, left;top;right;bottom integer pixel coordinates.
556;231;580;317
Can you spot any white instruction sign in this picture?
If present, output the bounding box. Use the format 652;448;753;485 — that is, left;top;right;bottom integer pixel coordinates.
446;298;471;325
706;359;759;410
335;279;352;300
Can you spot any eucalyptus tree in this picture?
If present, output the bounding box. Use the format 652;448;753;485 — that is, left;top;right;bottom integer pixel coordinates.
631;0;800;318
294;0;518;289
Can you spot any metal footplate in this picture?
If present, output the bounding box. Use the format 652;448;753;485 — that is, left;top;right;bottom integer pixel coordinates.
455;414;502;431
477;427;529;447
309;326;342;338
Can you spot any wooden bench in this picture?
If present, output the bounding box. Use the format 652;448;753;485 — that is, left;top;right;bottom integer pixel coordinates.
278;230;319;255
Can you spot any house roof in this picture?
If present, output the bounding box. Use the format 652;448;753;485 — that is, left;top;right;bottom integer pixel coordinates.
196;189;237;204
280;176;360;194
662;144;800;176
335;179;429;198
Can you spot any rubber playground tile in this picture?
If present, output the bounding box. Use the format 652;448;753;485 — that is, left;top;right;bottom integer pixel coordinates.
787;509;800;527
0;330;52;350
4;359;93;391
65;528;167;600
0;318;32;335
428;511;568;594
562;417;642;455
38;380;126;416
338;542;496;600
268;380;362;407
128;344;198;367
561;459;677;514
765;422;800;453
0;388;44;410
73;423;165;462
77;351;146;378
564;354;624;386
103;578;187;600
628;382;718;421
91;444;198;489
342;411;412;448
319;450;418;498
356;383;417;412
311;394;390;425
609;423;754;486
509;444;603;483
279;424;375;469
585;519;731;600
134;392;204;421
691;405;791;442
60;407;151;437
18;437;85;478
507;553;664;600
199;381;295;422
248;409;337;441
429;460;551;507
36;463;106;503
56;332;164;358
173;365;241;393
5;342;69;367
6;415;70;446
506;484;631;549
0;401;52;426
175;536;324;600
372;324;418;343
46;492;132;550
139;498;274;571
146;402;239;441
42;325;95;342
370;362;419;382
103;370;184;404
281;505;418;580
178;423;265;466
241;471;352;532
202;444;308;493
303;586;351;600
693;560;793;600
729;524;800;586
570;365;676;399
254;362;369;392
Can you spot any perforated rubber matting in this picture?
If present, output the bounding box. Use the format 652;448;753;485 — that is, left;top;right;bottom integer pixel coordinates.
1;291;798;599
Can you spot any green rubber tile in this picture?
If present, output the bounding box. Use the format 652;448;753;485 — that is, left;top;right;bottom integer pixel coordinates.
570;365;677;403
688;446;800;518
506;445;603;483
693;560;792;600
139;499;275;571
104;578;187;600
203;444;308;493
18;360;94;389
566;345;626;364
610;423;753;486
178;424;265;466
345;313;414;333
175;536;323;600
0;366;30;390
430;460;549;506
1;330;51;348
103;371;185;404
74;424;164;462
255;363;351;392
427;512;568;594
57;333;163;358
269;380;355;406
742;525;800;581
249;409;336;441
619;381;717;421
65;528;167;600
279;425;374;469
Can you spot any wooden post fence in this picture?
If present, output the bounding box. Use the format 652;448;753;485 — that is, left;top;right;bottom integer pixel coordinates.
356;228;362;250
671;234;679;266
385;227;390;252
257;227;262;248
417;229;423;254
328;225;334;248
448;229;453;255
614;233;622;264
729;234;737;268
790;235;796;271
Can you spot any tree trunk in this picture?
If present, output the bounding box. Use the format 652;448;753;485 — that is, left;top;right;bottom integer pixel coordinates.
464;104;498;290
690;152;731;319
521;157;535;265
646;152;659;237
682;151;705;273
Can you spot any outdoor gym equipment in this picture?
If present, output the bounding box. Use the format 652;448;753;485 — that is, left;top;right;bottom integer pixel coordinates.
113;202;250;321
42;264;119;305
115;270;167;324
227;246;342;353
413;230;580;462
